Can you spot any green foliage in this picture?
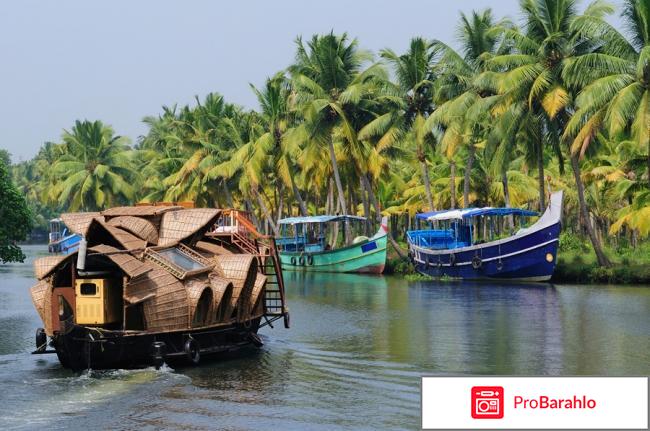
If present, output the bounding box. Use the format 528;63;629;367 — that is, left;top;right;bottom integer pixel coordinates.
0;159;32;263
558;231;589;252
9;1;650;274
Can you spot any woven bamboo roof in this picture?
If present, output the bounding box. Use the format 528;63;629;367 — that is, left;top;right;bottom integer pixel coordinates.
30;279;52;334
124;267;189;332
195;241;233;256
95;220;147;251
89;245;150;279
209;273;233;323
101;205;183;217
60;212;103;236
158;208;221;247
34;253;76;280
211;254;257;320
107;216;159;245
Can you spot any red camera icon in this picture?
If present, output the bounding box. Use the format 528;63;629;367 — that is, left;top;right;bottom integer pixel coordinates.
471;386;504;419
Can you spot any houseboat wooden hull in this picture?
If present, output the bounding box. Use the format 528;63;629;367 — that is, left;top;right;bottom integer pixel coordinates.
279;233;387;274
49;315;263;370
409;191;563;282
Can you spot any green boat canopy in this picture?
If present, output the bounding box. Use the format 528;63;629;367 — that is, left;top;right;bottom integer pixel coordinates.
278;215;367;225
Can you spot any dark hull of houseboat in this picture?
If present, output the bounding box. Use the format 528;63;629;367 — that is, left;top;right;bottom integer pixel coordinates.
411;222;561;281
50;316;263;370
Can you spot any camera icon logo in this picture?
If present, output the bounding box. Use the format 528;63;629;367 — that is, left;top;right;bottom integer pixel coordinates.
471;386;504;419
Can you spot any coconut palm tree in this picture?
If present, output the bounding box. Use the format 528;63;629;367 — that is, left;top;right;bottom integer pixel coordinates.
487;0;614;265
378;37;438;211
426;9;501;209
289;32;381;218
51;120;136;211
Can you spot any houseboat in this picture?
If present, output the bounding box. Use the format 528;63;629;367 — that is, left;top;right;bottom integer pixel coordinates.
30;206;288;370
276;215;388;274
407;191;563;281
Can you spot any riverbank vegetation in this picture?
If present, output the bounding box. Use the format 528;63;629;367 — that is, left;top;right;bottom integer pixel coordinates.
6;0;650;280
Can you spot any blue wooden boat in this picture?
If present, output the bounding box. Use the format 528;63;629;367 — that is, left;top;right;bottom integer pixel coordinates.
48;218;81;254
277;215;388;273
407;191;563;281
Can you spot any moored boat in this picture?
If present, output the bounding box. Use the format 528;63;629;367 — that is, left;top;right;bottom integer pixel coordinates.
407;191;563;281
30;206;288;370
277;216;388;274
48;218;81;254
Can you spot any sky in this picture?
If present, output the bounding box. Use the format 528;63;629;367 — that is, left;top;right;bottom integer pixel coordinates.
0;0;624;163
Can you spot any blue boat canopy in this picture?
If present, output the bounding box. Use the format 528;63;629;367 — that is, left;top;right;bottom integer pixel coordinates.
278;215;367;225
421;207;538;221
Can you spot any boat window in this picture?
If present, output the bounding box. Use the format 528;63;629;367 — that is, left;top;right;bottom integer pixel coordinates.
80;283;97;296
157;248;206;271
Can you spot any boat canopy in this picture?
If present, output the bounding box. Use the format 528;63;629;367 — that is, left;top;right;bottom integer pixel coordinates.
425;207;538;222
278;215;367;225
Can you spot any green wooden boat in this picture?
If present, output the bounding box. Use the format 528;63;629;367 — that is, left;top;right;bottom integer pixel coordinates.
277;216;388;274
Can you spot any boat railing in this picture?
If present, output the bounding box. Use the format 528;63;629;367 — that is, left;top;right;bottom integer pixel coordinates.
210;209;289;328
406;229;468;249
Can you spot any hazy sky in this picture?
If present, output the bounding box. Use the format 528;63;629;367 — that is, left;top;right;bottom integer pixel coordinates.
1;0;623;162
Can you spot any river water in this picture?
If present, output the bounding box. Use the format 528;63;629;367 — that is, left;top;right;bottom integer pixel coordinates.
0;245;648;430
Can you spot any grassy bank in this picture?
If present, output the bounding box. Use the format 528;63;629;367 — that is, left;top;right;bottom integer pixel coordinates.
553;233;650;285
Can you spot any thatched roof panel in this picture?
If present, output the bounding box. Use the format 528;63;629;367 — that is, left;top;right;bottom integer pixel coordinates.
107;216;159;245
124;267;189;332
158;208;221;247
101;206;182;217
34;253;76;280
89;245;150;279
30;279;53;335
60;212;103;236
195;241;233;256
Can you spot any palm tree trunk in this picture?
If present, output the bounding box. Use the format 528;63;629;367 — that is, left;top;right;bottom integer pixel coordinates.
450;161;456;209
463;143;475;208
537;141;546;212
276;184;285;226
570;155;611;267
420;157;435;212
327;137;351;243
328;138;348;214
255;187;279;236
360;177;371;235
289;174;308;216
222;179;234;208
361;174;382;223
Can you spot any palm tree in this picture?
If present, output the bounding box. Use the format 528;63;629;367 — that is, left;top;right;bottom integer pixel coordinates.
487;0;613;265
564;0;650;239
249;73;308;216
51;120;136;211
427;9;500;209
379;37;438;211
289;32;379;219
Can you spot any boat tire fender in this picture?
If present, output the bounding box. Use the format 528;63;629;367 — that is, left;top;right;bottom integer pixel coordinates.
290;256;297;266
184;338;200;365
248;333;264;347
298;256;305;266
283;312;290;329
472;255;483;270
449;253;456;266
151;341;166;370
307;255;314;266
35;328;47;353
496;259;504;271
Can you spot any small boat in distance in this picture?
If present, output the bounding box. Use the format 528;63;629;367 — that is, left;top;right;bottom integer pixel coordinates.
277;215;388;274
48;218;81;254
407;191;563;281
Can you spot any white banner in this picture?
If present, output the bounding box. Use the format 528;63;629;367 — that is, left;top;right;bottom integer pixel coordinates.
422;377;648;430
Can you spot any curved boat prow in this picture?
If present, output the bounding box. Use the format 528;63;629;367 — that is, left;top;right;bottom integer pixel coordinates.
373;216;389;239
528;190;564;231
